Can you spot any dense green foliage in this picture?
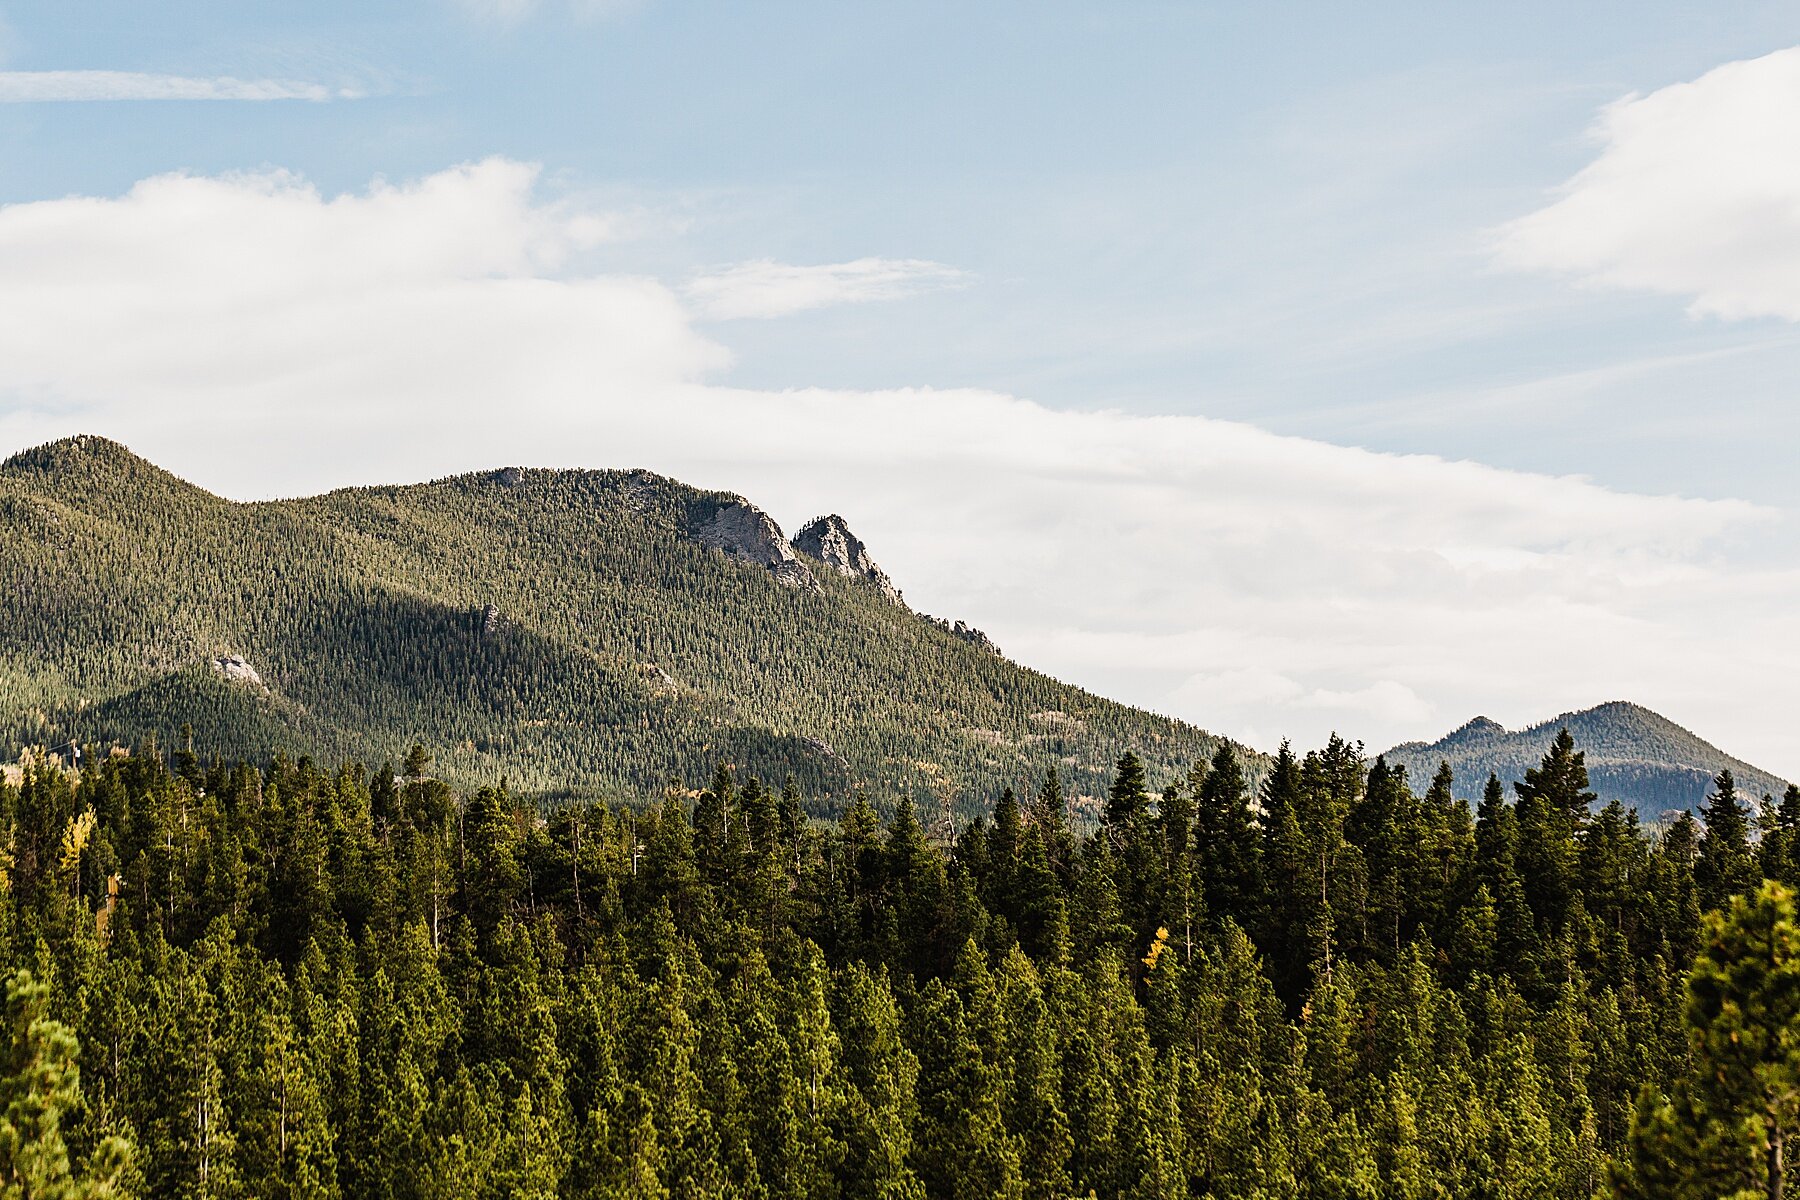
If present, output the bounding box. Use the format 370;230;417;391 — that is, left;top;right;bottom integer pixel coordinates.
4;726;1800;1197
0;436;1238;811
0;968;130;1197
1613;881;1800;1200
1388;702;1791;817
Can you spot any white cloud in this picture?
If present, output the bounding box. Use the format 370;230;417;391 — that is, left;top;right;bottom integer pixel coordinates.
1497;46;1800;321
1;159;1795;779
685;257;970;320
455;0;645;24
456;0;538;21
0;70;358;102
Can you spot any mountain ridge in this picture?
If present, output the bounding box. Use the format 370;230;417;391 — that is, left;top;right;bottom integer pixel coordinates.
1386;699;1790;817
1;434;1245;812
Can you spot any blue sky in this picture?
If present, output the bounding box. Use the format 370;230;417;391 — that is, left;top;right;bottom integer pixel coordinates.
5;1;1800;780
7;0;1799;492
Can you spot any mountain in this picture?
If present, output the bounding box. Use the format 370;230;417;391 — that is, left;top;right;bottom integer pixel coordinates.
0;434;1244;812
1385;701;1792;818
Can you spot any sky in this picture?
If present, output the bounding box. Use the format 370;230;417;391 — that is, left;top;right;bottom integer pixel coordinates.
4;1;1800;779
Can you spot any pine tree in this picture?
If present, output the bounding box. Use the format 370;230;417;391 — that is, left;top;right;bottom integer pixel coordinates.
1615;883;1800;1199
1513;728;1597;826
401;744;431;781
885;799;951;978
1156;778;1198;967
1029;766;1073;875
1194;743;1261;931
907;974;1023;1200
1104;752;1150;840
1011;826;1069;964
993;946;1072;1199
1256;741;1311;998
831;964;924;1200
1104;753;1161;947
1514;731;1591;944
1695;769;1758;912
0;969;131;1199
982;788;1024;930
1418;761;1473;946
1345;756;1413;960
1294;736;1362;988
1475;773;1541;994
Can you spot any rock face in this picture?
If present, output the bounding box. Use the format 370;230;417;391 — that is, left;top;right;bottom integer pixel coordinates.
637;662;678;690
692;500;818;591
929;617;1001;657
480;605;506;638
211;655;264;687
792;515;904;606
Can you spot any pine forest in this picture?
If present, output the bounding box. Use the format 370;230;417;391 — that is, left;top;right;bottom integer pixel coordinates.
3;724;1797;1198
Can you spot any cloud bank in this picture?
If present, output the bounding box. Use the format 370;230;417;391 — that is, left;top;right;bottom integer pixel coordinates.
1;159;1793;776
0;71;357;102
685;257;970;320
1497;46;1800;321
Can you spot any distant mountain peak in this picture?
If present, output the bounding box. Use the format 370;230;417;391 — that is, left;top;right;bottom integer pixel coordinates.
1586;699;1651;719
3;434;215;503
6;433;144;472
792;514;904;606
1386;700;1791;816
1445;715;1506;742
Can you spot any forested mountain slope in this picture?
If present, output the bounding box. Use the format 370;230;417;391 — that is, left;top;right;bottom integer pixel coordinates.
0;435;1240;810
1385;700;1789;817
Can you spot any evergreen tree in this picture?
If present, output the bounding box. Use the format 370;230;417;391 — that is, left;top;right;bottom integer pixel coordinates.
1511;729;1596;945
1615;883;1800;1199
1257;740;1311;997
1194;743;1261;931
1103;753;1160;945
1011;826;1069;964
1696;769;1758;912
0;969;131;1199
1103;753;1150;848
1029;766;1073;875
1475;772;1541;994
1513;728;1597;826
401;744;431;781
832;964;924;1200
908;974;1024;1200
1345;757;1413;960
1418;761;1474;946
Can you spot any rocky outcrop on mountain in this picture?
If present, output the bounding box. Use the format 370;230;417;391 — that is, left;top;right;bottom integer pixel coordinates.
792;514;904;606
211;655;264;688
480;605;506;638
928;617;1001;657
637;662;678;690
692;499;818;591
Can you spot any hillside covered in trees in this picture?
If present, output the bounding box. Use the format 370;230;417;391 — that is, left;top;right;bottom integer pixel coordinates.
1387;701;1791;819
6;726;1800;1198
0;435;1242;813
